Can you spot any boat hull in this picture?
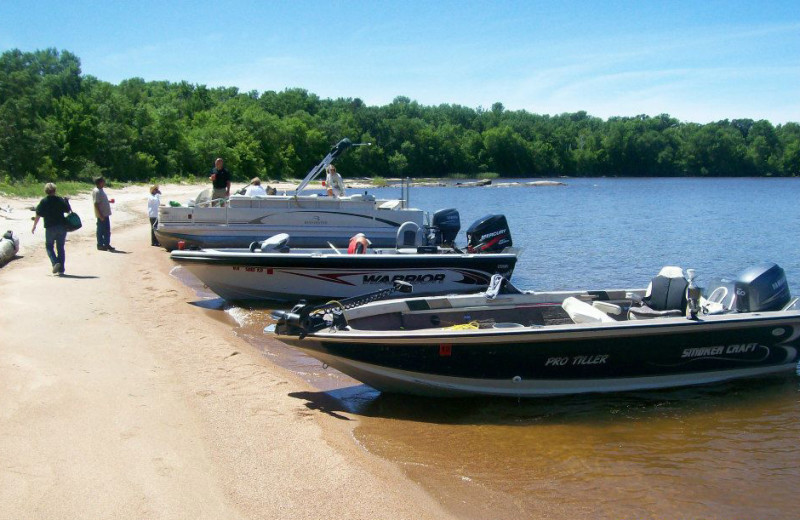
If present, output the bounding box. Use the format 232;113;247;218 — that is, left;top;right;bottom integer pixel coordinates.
276;314;800;397
173;250;518;302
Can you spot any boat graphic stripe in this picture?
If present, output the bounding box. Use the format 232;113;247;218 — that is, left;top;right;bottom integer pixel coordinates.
283;271;368;286
248;211;409;227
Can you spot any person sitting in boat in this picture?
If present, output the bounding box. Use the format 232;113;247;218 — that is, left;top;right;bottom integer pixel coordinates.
244;177;267;197
348;233;371;254
325;165;345;198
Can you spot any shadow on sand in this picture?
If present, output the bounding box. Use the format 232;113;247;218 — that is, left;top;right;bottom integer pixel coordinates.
187;298;228;311
58;273;99;279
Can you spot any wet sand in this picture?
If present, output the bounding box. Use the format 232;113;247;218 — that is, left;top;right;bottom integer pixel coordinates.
0;184;456;520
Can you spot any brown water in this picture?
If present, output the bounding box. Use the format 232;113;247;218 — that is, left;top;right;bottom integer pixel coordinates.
236;308;800;519
174;267;800;519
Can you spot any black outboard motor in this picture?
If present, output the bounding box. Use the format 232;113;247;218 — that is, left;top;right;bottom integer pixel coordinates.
734;262;791;312
466;214;512;253
431;208;461;246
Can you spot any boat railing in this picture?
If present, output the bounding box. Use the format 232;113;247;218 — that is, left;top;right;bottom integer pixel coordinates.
193;197;227;208
401;177;411;209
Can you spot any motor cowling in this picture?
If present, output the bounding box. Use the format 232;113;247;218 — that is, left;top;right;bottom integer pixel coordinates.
466;214;512;253
431;208;460;246
250;233;290;253
734;262;791;312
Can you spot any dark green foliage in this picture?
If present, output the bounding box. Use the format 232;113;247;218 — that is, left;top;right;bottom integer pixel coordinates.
1;48;799;184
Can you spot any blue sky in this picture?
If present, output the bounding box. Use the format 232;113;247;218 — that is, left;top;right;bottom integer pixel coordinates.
2;0;798;123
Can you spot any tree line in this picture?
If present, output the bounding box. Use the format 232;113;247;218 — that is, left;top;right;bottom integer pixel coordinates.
1;48;799;184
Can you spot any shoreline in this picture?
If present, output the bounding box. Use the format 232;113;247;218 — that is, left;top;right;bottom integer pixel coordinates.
0;186;456;519
1;176;567;200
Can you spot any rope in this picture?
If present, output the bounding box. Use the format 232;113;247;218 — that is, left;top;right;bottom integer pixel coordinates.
444;321;480;330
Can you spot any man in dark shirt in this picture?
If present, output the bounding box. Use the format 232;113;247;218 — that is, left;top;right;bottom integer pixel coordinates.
32;182;71;275
209;157;231;206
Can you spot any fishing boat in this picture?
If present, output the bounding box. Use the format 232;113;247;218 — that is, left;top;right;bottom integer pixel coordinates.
269;262;800;397
171;214;518;302
155;139;426;250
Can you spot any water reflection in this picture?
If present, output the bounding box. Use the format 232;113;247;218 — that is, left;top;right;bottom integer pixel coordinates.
288;375;799;426
323;376;800;520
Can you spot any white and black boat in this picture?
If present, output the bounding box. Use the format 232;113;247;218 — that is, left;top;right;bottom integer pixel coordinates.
155;139;426;250
171;213;518;302
269;262;800;397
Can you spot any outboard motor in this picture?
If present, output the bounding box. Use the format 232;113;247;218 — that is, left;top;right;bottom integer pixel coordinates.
250;233;290;253
466;215;512;253
734;262;790;312
431;208;461;246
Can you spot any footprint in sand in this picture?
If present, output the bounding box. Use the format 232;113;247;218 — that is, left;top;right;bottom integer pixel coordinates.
152;457;175;477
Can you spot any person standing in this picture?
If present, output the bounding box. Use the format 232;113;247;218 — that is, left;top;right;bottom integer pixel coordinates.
209;157;231;205
148;184;161;246
31;182;71;275
92;176;114;251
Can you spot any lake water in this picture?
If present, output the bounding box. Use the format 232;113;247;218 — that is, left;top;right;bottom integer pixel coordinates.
180;177;800;519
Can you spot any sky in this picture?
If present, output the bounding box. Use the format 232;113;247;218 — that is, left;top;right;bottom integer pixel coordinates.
1;0;799;124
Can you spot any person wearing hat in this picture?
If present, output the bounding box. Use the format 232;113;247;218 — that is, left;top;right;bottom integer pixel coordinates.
347;233;371;254
147;185;161;246
92;176;114;251
244;177;267;197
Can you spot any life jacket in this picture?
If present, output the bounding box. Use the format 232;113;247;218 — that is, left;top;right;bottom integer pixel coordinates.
347;234;370;254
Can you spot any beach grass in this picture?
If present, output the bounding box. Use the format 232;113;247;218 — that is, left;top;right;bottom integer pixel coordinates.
0;180;94;198
0;175;211;198
371;176;389;187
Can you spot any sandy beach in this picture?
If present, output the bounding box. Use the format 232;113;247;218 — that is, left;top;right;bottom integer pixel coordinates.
0;184;455;520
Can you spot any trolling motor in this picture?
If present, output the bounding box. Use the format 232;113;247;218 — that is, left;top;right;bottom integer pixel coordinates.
271;280;413;337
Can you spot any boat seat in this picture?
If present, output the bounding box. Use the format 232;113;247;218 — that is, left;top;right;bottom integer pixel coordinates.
628;266;687;320
592;300;622;316
396;221;424;248
699;286;732;315
562;297;616;324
